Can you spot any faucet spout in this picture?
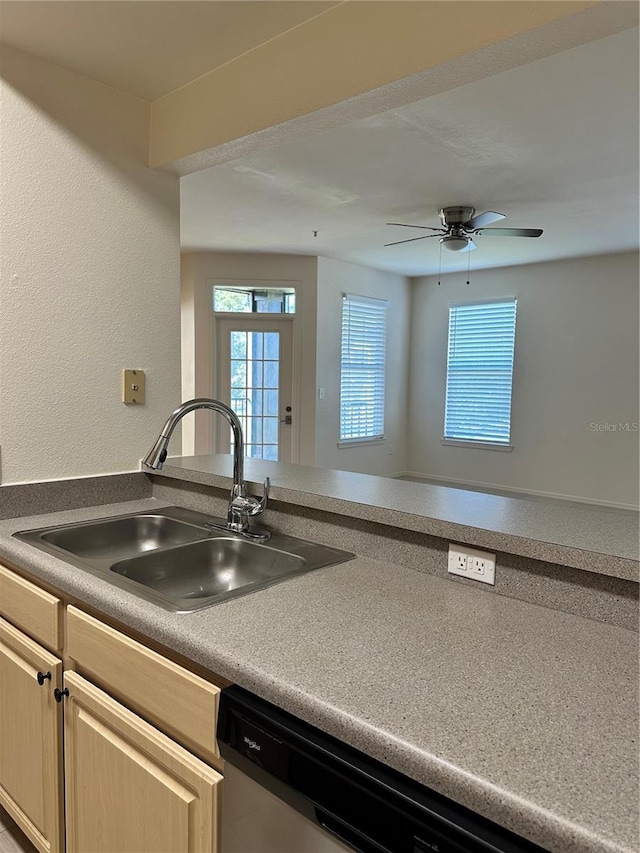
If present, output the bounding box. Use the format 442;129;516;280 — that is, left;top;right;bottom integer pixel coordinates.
143;397;244;488
142;398;270;540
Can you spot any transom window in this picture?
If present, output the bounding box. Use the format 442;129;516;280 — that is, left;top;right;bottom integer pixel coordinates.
213;285;295;314
339;293;387;443
444;298;517;447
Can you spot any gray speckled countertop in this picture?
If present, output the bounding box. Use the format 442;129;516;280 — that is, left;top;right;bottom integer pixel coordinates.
0;499;638;853
157;456;640;582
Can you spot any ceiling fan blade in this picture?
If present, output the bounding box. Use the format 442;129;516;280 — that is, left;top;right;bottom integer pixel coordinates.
384;234;441;247
477;227;543;238
386;223;443;231
464;210;505;229
460;239;477;253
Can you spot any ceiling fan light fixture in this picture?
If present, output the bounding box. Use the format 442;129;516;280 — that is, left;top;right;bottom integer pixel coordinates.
441;235;470;252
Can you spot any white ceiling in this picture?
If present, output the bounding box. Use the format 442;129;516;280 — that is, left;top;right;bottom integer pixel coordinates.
0;1;336;100
181;27;640;276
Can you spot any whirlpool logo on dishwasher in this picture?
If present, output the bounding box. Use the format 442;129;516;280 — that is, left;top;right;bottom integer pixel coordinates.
243;736;262;752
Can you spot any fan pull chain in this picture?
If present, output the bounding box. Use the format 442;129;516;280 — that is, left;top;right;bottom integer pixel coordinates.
437;241;442;286
466;248;471;285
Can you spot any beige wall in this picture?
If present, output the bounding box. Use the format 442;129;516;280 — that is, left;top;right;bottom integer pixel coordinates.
315;257;410;476
180;252;318;466
407;252;639;508
150;1;595;169
0;47;181;484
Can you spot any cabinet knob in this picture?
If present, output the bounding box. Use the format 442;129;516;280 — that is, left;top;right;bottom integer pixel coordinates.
36;671;52;686
54;687;69;703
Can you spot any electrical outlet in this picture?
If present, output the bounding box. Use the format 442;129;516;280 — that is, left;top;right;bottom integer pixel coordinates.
448;545;495;585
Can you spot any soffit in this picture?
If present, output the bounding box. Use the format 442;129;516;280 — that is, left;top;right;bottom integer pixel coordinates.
0;1;337;100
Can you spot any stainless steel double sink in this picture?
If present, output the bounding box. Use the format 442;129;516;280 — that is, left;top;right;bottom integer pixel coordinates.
14;507;354;613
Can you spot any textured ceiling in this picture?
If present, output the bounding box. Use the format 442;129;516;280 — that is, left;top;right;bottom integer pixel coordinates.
0;1;336;100
180;27;639;276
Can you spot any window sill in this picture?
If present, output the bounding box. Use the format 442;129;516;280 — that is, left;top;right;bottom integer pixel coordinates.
441;439;513;452
337;437;385;449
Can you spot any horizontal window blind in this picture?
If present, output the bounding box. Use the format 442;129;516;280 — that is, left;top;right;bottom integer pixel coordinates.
444;299;517;445
340;294;387;441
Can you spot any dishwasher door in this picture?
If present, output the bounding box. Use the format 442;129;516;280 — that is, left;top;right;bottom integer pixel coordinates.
223;761;351;853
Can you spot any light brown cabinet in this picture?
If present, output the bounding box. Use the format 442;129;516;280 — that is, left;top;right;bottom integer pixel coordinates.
0;563;223;853
64;671;221;853
0;564;63;653
0;616;64;853
66;606;221;765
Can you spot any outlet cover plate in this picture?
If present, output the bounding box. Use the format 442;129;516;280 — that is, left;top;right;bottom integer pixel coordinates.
122;369;145;404
448;544;495;585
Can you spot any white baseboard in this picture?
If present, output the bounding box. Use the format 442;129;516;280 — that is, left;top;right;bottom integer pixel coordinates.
392;471;638;511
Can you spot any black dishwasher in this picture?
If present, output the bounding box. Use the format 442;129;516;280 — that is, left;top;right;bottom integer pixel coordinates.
217;686;549;853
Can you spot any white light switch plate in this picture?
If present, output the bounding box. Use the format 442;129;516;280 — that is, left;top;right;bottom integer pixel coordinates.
448;544;495;585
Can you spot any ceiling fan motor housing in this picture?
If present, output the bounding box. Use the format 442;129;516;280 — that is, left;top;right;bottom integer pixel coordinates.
440;206;475;227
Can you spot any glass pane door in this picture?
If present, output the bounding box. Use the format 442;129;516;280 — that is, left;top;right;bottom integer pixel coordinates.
215;317;294;463
229;330;280;461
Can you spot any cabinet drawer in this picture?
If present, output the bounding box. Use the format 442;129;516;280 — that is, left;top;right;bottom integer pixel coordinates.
0;564;63;652
65;607;221;766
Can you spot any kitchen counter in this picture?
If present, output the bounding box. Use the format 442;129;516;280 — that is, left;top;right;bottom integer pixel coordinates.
157;456;640;581
0;498;637;853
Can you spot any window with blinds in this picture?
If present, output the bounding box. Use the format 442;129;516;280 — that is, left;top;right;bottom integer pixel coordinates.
339;294;387;442
444;299;517;446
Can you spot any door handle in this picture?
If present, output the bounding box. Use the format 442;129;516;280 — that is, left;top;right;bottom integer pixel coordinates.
279;415;292;425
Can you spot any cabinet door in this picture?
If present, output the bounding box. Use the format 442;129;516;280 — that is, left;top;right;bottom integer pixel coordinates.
64;671;222;853
0;616;63;853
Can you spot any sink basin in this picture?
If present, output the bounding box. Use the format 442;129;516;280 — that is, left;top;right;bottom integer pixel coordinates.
15;506;354;612
111;538;305;604
40;514;209;560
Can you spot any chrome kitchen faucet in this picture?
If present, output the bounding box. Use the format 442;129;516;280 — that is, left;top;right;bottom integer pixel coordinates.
142;398;270;542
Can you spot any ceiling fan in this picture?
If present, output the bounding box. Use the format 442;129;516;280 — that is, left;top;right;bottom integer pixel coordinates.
385;206;543;252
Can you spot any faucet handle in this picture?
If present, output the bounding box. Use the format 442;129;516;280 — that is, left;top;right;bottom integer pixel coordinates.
230;477;270;516
225;477;271;540
248;477;270;516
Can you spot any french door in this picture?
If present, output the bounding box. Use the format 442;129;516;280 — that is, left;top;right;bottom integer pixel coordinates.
216;317;294;463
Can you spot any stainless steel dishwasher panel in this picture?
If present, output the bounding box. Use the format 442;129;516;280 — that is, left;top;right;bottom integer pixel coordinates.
223;762;350;853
